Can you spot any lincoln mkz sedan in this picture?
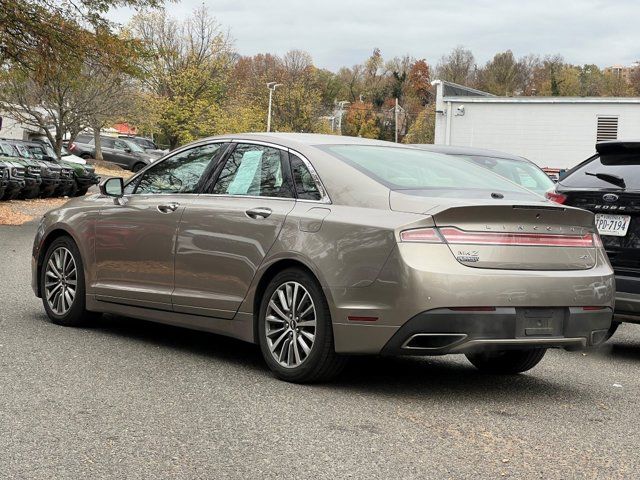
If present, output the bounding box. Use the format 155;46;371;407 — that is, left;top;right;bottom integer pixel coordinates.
32;134;615;382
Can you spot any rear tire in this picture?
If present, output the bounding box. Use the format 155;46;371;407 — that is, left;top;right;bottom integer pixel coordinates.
40;236;100;327
603;321;621;342
132;162;145;173
80;153;92;160
466;348;546;374
258;268;346;383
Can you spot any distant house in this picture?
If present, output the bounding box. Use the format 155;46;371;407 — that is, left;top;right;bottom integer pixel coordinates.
113;123;137;135
432;80;640;169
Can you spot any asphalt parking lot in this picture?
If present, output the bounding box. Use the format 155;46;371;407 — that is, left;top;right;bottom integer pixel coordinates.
1;222;640;479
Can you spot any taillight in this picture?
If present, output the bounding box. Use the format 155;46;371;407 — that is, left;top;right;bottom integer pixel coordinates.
69;143;76;151
592;232;603;248
439;227;597;247
400;226;600;248
399;228;443;243
545;190;567;204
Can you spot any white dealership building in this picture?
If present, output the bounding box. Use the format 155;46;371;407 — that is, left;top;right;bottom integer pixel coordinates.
433;80;640;170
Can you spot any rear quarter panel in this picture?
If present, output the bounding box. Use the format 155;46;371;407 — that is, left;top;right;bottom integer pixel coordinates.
238;202;424;313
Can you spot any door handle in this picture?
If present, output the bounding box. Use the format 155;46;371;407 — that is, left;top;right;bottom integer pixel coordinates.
157;202;180;214
246;207;272;219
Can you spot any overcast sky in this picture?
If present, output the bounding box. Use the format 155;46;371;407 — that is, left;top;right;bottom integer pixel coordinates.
110;0;640;71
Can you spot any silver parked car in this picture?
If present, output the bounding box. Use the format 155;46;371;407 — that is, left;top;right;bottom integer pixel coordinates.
32;134;614;382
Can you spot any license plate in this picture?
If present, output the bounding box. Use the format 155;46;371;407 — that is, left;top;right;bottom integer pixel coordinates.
595;213;631;237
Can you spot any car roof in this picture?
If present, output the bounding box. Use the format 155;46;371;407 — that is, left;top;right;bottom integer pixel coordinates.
410;144;529;162
596;140;640;155
6;139;43;147
201;132;401;150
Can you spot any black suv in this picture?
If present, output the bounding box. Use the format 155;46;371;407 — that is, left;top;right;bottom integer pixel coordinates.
0;140;42;198
553;140;640;338
4;140;62;197
0;162;9;198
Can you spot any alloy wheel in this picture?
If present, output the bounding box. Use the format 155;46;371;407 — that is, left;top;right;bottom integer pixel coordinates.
44;247;77;316
265;281;317;368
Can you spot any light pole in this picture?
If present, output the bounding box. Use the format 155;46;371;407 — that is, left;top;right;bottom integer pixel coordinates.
266;82;282;132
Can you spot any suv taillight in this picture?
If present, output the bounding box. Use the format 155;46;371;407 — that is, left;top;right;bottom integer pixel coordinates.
545;190;567;204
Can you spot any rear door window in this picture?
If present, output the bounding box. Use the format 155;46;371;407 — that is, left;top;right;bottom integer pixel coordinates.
289;154;322;200
212;144;293;198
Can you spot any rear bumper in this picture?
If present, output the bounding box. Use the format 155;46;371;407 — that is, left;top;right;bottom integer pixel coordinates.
379;307;612;356
328;244;614;354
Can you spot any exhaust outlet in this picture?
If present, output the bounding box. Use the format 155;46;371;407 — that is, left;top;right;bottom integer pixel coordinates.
401;333;468;350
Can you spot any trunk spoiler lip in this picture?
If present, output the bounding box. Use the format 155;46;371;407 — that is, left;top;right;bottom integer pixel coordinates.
422;202;588;217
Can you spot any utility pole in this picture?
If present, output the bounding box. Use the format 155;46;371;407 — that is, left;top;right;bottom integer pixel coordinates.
266;82;282;132
394;98;399;143
336;100;350;134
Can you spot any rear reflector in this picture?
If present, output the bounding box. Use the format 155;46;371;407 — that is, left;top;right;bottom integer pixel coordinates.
438;227;597;247
347;316;378;322
582;306;606;311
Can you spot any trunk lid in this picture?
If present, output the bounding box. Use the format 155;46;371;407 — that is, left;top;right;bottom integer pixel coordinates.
391;190;597;270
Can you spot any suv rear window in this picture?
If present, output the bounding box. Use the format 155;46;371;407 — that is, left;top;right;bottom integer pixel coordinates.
561;153;640;189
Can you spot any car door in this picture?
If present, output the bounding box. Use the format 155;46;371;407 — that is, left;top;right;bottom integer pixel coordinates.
98;137;120;164
173;142;296;319
113;139;137;168
93;142;228;309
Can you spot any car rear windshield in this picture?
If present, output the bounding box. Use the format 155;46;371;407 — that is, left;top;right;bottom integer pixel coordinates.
462;155;554;195
560;153;640;189
321;145;535;194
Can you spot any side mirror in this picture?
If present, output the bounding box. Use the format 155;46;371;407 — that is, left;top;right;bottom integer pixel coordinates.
99;177;124;197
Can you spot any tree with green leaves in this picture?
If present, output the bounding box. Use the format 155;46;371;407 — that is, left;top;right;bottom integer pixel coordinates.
0;0;162;71
129;7;235;148
435;46;476;85
403;106;435;144
343;101;380;139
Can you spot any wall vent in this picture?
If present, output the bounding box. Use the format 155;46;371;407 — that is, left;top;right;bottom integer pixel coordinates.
597;116;618;142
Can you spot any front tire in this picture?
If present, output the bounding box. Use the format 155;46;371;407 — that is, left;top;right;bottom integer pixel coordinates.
466;348;546;374
40;236;100;327
132;162;145;173
258;268;346;383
